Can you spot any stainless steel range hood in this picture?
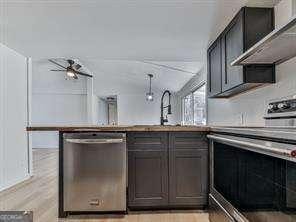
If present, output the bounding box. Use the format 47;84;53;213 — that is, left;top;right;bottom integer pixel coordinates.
231;14;296;66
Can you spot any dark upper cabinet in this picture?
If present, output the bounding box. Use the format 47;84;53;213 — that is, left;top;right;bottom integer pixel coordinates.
208;39;222;97
127;132;208;209
222;10;244;92
169;133;208;206
208;7;275;98
244;7;275;50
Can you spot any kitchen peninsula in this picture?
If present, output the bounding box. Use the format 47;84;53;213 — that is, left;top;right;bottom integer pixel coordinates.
27;125;210;217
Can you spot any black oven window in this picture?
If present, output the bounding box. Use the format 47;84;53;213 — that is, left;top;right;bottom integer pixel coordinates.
213;142;239;206
213;142;296;222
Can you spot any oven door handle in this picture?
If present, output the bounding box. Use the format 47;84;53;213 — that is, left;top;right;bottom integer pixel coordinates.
207;134;296;161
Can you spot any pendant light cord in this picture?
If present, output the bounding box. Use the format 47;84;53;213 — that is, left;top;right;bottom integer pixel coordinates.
149;75;152;93
148;74;153;93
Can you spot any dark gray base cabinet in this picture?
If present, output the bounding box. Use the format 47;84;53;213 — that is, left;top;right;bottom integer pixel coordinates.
128;132;168;208
127;132;208;209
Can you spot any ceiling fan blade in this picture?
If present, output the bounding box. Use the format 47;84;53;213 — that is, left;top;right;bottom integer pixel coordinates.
48;59;68;69
74;71;93;78
50;69;66;72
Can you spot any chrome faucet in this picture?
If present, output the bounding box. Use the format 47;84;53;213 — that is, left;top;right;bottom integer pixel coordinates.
160;90;172;125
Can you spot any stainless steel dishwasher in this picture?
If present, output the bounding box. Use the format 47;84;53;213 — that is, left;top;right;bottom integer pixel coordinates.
63;132;126;212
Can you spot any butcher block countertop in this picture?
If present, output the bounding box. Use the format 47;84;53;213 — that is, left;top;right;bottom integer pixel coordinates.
26;125;210;132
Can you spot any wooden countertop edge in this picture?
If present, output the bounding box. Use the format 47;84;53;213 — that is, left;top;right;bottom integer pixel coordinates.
26;126;211;132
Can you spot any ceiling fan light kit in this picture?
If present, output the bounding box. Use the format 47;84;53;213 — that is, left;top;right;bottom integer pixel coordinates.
66;67;77;78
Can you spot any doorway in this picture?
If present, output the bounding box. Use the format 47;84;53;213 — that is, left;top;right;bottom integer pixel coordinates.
98;96;118;125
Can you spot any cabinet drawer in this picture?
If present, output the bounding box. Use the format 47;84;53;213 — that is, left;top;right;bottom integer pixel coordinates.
169;132;207;150
127;132;167;151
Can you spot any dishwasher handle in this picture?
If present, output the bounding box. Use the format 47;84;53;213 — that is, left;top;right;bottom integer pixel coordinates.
65;138;124;144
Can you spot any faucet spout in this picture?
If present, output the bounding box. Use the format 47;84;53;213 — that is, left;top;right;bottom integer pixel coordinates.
160;90;172;125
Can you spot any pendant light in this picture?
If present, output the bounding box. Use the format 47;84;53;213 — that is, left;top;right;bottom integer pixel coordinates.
146;74;154;101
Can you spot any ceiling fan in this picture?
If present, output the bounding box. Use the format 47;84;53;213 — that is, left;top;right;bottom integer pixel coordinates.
49;59;93;79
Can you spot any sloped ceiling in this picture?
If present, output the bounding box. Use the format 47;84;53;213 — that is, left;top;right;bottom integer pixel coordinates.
1;0;279;93
1;0;252;60
86;60;203;94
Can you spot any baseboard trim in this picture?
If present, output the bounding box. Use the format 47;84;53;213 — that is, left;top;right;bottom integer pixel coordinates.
0;174;32;193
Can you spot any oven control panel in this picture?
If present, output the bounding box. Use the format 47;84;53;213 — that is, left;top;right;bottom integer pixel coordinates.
267;98;296;114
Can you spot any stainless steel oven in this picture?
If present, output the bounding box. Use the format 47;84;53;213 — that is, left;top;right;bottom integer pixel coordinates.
209;95;296;222
209;134;296;222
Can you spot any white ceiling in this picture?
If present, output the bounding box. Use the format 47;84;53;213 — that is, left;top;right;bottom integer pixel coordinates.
1;0;279;93
1;0;251;60
85;60;203;93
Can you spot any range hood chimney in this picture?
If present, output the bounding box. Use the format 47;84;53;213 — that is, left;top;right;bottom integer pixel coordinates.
275;0;296;28
231;0;296;66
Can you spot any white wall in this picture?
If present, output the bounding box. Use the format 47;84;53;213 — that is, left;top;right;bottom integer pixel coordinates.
31;60;88;148
31;61;183;148
274;0;296;28
117;93;180;125
207;0;296;126
97;98;108;125
32;94;88;148
0;43;29;191
92;68;181;126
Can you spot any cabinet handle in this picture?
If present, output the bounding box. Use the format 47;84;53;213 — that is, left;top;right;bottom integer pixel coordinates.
66;138;124;144
89;199;100;206
224;38;228;84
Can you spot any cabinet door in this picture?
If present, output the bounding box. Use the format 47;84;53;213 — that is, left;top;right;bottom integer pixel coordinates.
244;7;274;50
169;133;208;206
169;149;208;206
222;11;244;92
128;150;169;208
207;38;222;97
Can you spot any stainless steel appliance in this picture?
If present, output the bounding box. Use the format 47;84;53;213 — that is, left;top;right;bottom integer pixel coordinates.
63;132;126;212
209;95;296;222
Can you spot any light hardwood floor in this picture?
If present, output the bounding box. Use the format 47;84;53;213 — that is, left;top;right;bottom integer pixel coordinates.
0;149;209;222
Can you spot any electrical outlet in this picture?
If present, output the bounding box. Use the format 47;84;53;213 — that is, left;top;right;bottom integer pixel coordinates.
236;113;244;126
